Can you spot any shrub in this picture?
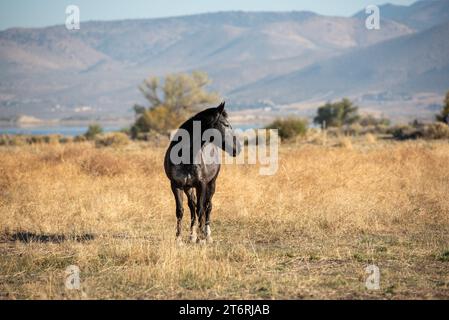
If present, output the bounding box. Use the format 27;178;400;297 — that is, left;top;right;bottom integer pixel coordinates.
85;124;103;140
40;145;87;164
9;135;28;146
135;132;155;141
73;135;87;143
135;131;170;146
391;123;449;140
27;136;44;144
360;125;377;135
422;122;449;140
345;123;363;136
390;125;422;140
59;136;73;144
43;135;61;145
80;151;128;177
314;98;360;128
374;124;390;135
0;135;9;146
265;118;308;141
95;132;130;148
1;135;71;145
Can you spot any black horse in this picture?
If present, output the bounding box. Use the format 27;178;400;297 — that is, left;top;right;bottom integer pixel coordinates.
164;102;241;243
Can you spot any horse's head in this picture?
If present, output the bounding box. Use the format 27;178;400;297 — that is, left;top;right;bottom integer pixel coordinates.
208;101;241;157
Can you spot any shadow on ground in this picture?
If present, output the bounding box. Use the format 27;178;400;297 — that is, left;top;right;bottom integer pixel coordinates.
0;231;95;243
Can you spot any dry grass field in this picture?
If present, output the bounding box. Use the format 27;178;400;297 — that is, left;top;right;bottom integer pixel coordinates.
1;138;449;299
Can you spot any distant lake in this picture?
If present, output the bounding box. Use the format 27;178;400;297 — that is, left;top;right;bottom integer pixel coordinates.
0;123;264;136
0;124;126;137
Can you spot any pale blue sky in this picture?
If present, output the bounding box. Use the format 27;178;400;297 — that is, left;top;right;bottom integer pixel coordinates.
0;0;417;30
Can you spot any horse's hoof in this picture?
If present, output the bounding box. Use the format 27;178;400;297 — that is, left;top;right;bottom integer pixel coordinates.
197;238;207;245
189;234;197;243
206;236;213;244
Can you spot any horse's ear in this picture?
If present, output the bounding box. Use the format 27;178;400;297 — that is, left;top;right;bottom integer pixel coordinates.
216;101;225;114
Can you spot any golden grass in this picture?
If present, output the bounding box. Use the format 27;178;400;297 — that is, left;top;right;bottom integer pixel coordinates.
1;139;449;299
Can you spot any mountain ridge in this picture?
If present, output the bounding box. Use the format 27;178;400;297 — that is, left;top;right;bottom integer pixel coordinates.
231;20;449;103
0;1;448;120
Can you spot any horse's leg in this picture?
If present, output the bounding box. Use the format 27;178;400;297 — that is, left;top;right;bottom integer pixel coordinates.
171;183;184;242
184;188;197;243
196;182;207;241
205;179;216;244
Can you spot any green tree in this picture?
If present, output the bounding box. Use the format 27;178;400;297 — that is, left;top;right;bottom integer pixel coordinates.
436;90;449;123
314;98;360;128
265;118;308;141
131;71;220;137
85;123;103;140
132;104;146;117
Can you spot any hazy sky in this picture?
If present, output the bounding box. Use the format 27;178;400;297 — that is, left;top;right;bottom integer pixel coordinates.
0;0;417;30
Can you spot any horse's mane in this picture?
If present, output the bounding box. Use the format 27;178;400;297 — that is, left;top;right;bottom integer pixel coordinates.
179;106;227;130
193;106;228;119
